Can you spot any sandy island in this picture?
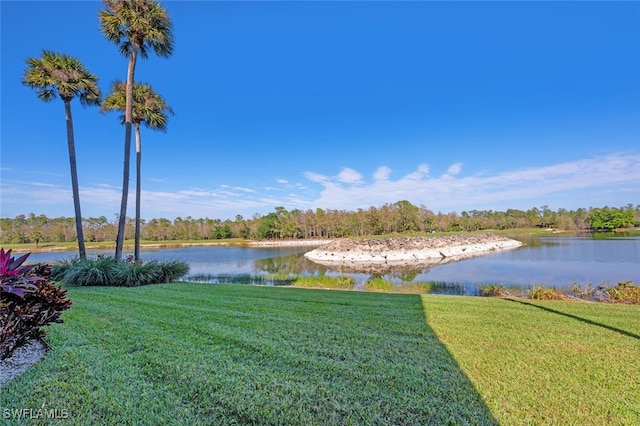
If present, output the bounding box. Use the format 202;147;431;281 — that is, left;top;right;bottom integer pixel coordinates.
304;233;522;273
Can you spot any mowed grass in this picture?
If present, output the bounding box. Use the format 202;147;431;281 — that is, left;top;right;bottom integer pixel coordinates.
422;295;640;425
1;285;638;425
1;284;495;425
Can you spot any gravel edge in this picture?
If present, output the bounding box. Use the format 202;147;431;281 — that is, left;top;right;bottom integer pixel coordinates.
0;340;47;388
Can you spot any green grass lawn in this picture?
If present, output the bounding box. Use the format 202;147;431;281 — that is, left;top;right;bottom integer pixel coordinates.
1;284;639;425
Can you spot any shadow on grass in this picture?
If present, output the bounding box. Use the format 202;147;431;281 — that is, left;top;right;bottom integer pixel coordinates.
1;286;500;425
404;295;499;425
505;298;640;341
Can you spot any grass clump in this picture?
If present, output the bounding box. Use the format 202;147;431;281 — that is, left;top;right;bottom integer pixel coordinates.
528;284;567;300
52;255;188;287
292;275;355;289
597;281;640;304
363;276;393;292
394;281;436;294
478;284;508;297
187;273;295;286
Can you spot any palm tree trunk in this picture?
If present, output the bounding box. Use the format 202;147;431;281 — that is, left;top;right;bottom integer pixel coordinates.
64;99;87;260
134;124;142;263
115;46;139;261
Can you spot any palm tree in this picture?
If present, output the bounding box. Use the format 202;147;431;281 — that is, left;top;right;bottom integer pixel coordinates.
99;0;173;260
101;81;173;263
23;51;101;260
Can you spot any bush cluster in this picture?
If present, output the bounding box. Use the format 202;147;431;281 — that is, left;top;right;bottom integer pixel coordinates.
596;281;640;304
1;250;72;359
479;284;509;297
52;255;189;287
478;281;640;304
528;285;567;300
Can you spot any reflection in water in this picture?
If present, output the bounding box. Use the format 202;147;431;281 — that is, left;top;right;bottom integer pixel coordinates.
254;252;330;276
25;234;640;295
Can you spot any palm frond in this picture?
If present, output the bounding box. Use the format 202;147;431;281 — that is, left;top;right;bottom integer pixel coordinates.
23;50;101;106
99;0;173;59
101;80;172;132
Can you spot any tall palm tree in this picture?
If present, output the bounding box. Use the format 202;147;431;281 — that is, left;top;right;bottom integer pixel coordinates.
23;51;101;260
99;0;173;260
101;81;173;263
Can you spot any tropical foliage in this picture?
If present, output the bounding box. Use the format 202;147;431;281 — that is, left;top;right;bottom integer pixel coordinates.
52;255;188;287
1;250;72;359
99;0;174;261
0;249;38;298
101;81;173;263
22;51;101;260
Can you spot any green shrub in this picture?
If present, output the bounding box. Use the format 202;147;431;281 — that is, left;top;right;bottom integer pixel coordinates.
55;255;189;287
156;259;190;283
1;256;72;359
113;261;161;287
50;258;75;282
59;255;119;286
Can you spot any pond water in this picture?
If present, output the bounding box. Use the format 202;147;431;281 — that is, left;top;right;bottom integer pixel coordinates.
26;233;639;295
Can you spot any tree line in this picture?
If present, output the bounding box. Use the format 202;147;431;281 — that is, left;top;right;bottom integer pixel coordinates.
2;202;638;245
22;0;173;262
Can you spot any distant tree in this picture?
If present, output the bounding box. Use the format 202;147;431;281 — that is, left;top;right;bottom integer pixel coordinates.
101;81;173;262
23;51;101;260
394;200;419;232
99;0;174;260
588;207;635;231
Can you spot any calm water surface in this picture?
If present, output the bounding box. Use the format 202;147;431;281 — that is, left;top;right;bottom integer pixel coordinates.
27;234;639;294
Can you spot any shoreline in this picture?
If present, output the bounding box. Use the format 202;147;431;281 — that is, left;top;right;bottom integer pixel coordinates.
247;239;332;247
10;239;333;253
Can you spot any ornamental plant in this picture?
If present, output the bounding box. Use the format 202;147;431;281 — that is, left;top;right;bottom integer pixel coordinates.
1;249;72;359
0;248;38;297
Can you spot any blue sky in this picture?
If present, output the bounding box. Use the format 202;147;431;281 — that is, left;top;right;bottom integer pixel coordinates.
2;1;639;221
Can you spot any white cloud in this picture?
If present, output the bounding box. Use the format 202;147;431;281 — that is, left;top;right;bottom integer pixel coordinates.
447;163;462;176
337;167;363;184
306;153;640;212
233;186;256;193
2;152;639;220
304;172;330;184
373;166;392;181
403;164;430;181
